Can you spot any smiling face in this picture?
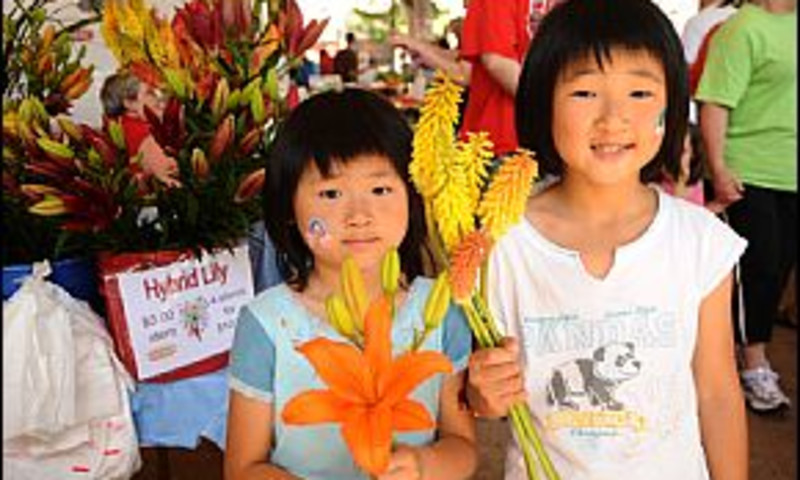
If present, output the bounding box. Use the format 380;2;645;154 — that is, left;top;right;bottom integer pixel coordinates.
551;48;667;188
292;154;409;277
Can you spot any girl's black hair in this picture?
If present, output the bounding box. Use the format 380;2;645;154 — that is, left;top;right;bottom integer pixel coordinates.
264;88;427;289
516;0;689;183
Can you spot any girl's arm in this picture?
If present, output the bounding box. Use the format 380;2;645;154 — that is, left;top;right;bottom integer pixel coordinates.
381;371;478;480
224;391;301;480
692;272;748;480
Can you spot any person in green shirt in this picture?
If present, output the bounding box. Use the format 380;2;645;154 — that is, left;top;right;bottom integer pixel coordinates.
696;0;796;414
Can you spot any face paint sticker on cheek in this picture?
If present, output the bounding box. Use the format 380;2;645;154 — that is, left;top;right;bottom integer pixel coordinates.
307;217;334;248
309;217;326;238
655;109;666;136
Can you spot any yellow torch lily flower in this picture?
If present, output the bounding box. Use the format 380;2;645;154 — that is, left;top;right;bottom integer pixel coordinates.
476;150;539;241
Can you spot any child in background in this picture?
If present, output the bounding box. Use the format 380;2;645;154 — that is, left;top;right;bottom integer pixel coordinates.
466;0;748;478
225;88;477;480
658;123;709;208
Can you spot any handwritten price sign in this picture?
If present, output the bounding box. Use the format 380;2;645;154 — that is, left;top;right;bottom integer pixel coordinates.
113;244;254;380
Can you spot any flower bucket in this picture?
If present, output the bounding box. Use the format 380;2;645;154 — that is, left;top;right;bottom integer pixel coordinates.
2;257;101;311
97;243;254;383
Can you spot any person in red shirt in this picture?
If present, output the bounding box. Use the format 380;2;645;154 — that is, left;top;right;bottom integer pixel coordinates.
459;0;564;155
100;72;179;185
319;49;335;75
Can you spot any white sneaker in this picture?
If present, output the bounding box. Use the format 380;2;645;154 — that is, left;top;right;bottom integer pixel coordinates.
740;366;791;413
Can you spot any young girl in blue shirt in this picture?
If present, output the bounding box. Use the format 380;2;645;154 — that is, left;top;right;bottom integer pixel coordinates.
225;88;477;480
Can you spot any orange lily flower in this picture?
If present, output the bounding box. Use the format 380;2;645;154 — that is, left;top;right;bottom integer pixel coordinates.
282;295;453;476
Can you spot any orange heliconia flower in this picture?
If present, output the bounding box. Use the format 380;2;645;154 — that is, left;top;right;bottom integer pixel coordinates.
282;295;453;476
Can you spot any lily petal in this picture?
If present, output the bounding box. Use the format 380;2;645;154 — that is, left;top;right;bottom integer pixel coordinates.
297;338;374;404
381;351;453;404
342;404;393;476
391;398;434;432
282;390;351;424
363;295;392;378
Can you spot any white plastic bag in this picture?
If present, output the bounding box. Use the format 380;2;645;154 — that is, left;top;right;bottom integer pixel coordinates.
3;262;141;479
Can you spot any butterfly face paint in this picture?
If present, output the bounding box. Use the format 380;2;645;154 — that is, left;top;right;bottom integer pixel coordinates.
308;217;328;239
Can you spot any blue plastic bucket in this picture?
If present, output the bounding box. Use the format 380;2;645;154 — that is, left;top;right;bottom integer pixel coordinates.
2;257;100;310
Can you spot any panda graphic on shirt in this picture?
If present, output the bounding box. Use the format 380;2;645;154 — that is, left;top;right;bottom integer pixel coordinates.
546;341;642;412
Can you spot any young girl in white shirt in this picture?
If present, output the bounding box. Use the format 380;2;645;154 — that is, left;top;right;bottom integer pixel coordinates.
465;0;748;478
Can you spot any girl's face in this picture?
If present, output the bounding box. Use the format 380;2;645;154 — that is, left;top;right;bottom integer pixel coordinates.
292;154;410;275
551;48;667;187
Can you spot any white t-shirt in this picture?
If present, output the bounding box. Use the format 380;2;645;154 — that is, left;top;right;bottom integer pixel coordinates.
487;189;746;480
682;4;738;64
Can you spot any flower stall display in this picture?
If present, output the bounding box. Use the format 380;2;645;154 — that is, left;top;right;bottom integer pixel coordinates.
282;250;454;477
97;0;326;382
15;0;328;381
98;0;327;254
409;72;560;479
2;1;99;298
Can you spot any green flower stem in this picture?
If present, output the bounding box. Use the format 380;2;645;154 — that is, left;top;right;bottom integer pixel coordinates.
512;403;560;480
471;294;503;344
460;294;561;480
461;301;492;348
509;406;540;480
480;259;489;303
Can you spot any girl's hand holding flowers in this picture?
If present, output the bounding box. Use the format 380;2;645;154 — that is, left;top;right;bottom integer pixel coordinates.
466;337;527;419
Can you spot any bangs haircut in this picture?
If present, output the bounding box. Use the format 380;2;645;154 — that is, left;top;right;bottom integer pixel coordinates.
516;0;688;183
264;88;427;288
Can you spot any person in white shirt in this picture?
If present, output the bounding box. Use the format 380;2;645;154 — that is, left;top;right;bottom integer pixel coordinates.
681;0;740;122
465;0;748;478
682;0;741;64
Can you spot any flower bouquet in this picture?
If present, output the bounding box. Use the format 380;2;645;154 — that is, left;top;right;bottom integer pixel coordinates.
11;0;329;381
97;0;328;381
98;0;328;254
409;72;560;479
2;1;97;267
282;250;454;477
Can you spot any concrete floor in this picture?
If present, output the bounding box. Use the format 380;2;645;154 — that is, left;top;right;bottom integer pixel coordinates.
133;324;796;480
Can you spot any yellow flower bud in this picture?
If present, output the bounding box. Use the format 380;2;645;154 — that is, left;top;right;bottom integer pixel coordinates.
380;248;401;297
325;294;359;340
423;272;451;331
341;256;368;330
211;78;230;122
29;194;66;216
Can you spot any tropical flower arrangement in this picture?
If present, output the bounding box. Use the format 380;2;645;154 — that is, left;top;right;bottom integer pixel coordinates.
3;97;152;255
282;250;455;476
95;0;327;254
9;0;328;260
3;1;97;114
409;72;560;480
2;1;98;265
